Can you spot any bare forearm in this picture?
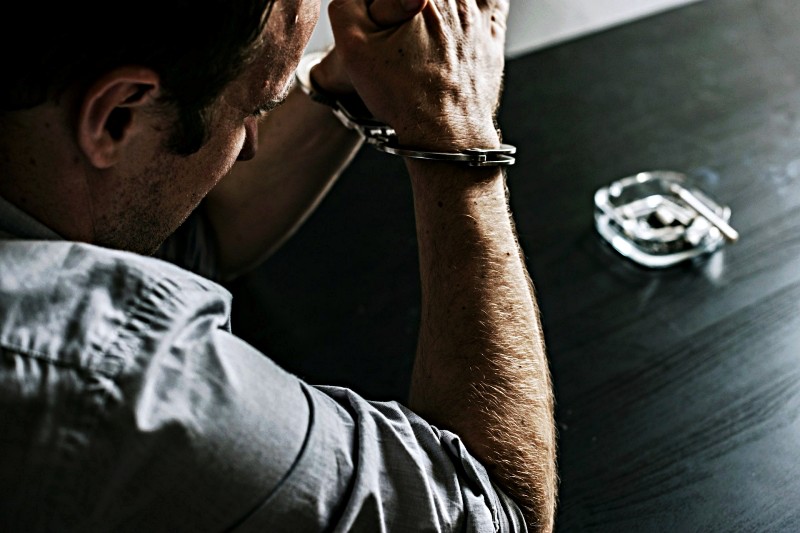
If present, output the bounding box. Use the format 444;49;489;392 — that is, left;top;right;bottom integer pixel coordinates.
407;161;556;532
322;0;555;525
204;85;363;280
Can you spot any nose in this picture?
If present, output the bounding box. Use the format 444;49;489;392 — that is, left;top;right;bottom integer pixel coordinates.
236;118;259;161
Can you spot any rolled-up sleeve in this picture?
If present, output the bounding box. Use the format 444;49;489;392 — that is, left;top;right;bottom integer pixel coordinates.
79;321;525;532
235;381;527;532
94;328;526;532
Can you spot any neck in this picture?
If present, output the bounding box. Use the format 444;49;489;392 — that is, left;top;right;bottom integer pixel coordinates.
0;106;96;242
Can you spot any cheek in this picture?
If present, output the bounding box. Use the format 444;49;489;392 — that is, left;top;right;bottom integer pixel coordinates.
187;124;247;191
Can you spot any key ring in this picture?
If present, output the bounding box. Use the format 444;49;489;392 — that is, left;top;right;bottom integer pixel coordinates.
295;51;517;167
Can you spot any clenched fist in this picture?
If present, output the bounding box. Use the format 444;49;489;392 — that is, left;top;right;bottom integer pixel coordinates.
320;0;509;151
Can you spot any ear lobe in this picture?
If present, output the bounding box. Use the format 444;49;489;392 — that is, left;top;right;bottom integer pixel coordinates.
77;67;160;169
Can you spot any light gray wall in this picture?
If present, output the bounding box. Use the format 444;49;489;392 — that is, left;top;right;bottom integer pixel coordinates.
505;0;700;57
305;0;702;58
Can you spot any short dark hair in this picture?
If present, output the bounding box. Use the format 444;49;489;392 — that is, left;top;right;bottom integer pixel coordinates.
2;0;274;154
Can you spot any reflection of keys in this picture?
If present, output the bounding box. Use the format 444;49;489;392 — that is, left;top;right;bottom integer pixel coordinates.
668;183;739;243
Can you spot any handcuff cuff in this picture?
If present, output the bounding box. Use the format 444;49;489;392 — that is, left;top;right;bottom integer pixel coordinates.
294;51;517;167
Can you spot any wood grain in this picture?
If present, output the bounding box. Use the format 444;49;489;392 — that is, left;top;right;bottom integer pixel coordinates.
228;0;800;529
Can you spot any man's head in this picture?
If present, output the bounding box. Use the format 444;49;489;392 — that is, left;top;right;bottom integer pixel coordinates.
0;0;319;253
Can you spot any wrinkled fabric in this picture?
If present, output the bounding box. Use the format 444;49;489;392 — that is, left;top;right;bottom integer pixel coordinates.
0;196;527;532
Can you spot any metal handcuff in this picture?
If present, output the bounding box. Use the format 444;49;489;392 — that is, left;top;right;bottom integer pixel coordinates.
294;51;517;167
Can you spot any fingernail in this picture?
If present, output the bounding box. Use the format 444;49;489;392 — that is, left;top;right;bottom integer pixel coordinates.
401;0;423;12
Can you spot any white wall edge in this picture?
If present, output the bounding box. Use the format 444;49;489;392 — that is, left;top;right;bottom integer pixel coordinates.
305;1;704;61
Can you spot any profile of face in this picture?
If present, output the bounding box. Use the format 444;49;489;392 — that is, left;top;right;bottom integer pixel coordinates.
96;0;320;255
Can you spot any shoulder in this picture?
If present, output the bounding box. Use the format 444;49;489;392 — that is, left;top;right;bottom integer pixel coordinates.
0;239;232;372
0;237;312;531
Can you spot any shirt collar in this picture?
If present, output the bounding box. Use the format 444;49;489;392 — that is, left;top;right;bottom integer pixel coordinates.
0;194;63;240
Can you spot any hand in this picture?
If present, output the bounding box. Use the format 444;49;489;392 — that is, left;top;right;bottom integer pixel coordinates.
327;0;509;151
311;0;429;95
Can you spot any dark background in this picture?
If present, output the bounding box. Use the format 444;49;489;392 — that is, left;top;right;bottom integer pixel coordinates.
227;0;800;530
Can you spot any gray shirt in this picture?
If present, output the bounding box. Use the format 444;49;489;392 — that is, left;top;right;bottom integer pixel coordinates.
0;196;527;532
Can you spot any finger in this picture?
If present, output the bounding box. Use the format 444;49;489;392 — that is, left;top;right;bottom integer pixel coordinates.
474;0;508;38
368;0;428;27
492;0;509;20
309;48;354;95
328;0;372;56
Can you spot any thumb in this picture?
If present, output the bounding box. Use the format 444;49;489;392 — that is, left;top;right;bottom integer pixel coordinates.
309;48;354;95
368;0;428;27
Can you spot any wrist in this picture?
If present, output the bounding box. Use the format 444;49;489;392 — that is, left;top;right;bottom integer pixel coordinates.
406;158;507;198
393;116;501;153
296;53;513;167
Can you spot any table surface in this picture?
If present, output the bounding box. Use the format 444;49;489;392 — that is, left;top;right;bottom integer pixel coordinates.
228;0;800;530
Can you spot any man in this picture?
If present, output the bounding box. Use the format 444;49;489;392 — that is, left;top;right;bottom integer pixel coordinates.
0;0;556;531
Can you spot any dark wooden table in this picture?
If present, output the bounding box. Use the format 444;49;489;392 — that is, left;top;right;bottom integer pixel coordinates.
228;0;800;529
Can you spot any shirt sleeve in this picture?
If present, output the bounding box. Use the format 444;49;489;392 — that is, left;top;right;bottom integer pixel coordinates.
234;383;529;533
80;328;526;533
77;329;313;532
83;333;525;532
64;262;526;532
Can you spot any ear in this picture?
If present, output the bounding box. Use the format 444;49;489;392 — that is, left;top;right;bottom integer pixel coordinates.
77;67;160;169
